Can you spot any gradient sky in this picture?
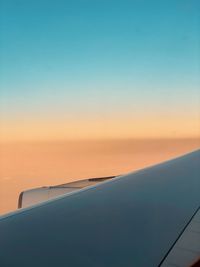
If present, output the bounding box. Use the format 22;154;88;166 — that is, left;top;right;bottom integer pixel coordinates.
0;0;200;141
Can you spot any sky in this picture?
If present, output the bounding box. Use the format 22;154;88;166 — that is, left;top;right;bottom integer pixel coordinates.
0;0;200;215
0;0;200;141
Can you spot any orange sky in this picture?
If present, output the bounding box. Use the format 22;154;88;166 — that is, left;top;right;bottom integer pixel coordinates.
1;111;200;142
0;138;199;215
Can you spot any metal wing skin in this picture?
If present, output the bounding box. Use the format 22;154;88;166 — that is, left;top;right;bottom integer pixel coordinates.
0;150;199;267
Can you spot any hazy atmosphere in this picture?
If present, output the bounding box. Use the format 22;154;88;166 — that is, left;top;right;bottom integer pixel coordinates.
0;0;199;214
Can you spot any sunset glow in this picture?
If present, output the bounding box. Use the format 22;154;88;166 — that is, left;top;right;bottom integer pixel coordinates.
0;0;199;214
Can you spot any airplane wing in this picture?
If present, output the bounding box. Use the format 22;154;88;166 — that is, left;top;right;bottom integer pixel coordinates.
0;149;199;267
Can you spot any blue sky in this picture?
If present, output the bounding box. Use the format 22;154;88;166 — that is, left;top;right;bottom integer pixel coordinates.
0;0;199;140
